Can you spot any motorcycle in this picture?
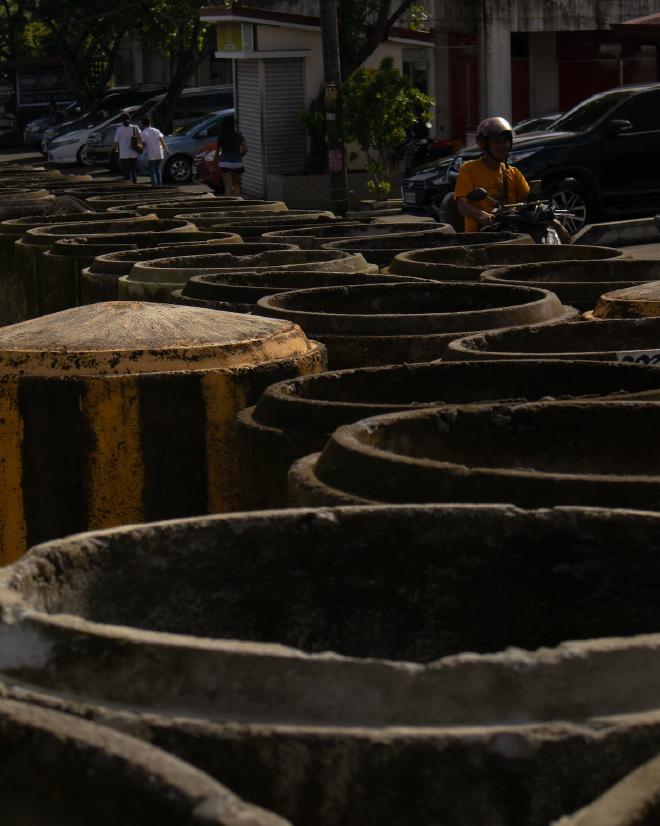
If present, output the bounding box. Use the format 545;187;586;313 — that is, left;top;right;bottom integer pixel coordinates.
395;122;455;176
464;186;576;244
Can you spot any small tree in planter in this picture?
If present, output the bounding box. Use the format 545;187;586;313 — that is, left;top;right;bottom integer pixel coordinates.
341;56;433;201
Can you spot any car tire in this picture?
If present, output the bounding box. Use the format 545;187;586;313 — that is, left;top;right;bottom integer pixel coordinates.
164;155;193;184
76;144;93;166
546;181;596;235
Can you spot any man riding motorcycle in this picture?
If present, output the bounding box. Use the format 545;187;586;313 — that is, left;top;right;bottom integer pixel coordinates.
454;116;571;242
454;116;529;232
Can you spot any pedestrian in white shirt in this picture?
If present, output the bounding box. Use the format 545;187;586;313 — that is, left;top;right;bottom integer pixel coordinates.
111;112;140;182
140;116;168;186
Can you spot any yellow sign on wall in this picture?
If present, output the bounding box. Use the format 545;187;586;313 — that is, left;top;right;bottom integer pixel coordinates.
216;22;254;53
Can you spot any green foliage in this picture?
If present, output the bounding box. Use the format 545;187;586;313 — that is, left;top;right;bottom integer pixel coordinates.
341;56;433;199
298;106;326;173
20;0;141;109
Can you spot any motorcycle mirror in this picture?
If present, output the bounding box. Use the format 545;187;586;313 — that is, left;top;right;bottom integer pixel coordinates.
528;179;542;194
556;177;577;191
466;188;488;201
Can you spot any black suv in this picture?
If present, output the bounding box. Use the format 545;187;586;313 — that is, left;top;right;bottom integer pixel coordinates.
402;83;660;233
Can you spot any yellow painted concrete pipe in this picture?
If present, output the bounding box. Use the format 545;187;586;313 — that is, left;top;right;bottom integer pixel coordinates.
0;301;325;563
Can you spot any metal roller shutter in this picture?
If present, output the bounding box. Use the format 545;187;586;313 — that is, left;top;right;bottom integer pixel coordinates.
236;60;264;198
264;58;306;174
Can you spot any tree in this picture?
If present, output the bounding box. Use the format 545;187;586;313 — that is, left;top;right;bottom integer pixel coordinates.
21;0;141;110
139;0;216;134
341;55;433;200
338;1;430;80
0;1;33;62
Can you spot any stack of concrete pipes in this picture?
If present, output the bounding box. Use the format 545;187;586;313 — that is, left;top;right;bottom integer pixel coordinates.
5;162;660;824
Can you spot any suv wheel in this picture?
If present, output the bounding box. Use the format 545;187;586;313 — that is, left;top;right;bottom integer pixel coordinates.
164;155;192;184
547;182;595;235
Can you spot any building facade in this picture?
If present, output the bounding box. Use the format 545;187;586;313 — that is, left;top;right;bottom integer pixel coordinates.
433;0;660;142
199;3;434;198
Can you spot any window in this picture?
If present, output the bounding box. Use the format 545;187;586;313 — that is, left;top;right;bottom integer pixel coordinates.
614;90;660;132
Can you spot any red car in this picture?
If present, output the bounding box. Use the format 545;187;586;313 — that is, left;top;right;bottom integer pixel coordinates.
193;141;224;191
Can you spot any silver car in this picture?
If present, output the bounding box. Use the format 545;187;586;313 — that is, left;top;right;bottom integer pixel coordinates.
136;108;235;183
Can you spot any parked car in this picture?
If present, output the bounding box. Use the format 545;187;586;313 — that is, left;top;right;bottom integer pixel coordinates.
136;108;235;183
47;106;142;166
23;101;80;148
42;83;167;153
193;141;222;189
402;82;660;233
513;112;563;134
87;85;234;170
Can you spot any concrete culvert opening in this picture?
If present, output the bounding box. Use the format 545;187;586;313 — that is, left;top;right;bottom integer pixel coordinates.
444;316;660;361
482;259;660;311
0;698;286;826
257;282;564;328
389;242;626;279
296;401;660;513
237;359;660;509
9;504;660;664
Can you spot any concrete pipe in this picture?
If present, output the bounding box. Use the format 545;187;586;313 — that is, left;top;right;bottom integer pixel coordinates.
323;229;506;269
262;221;453;250
289;400;660;510
4;505;660;825
40;222;201;314
16;216;195;318
0;699;288;826
0;212;138;325
444;316;660;365
237;359;660;509
592;280;660;319
180;211;336;229
480;258;659;311
121;248;371;303
389;242;627;281
554;751;660;826
255;281;577;368
133;201;289;220
86;190;216;211
173;269;420;314
0;301;324;562
81;237;244;303
105;198;242;217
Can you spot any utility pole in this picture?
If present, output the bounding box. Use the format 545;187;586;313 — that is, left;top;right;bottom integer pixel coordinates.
319;0;349;216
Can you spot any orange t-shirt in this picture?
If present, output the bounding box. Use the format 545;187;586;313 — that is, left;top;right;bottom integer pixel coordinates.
454;158;529;232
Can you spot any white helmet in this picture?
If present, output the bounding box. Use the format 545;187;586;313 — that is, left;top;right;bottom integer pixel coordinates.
477;117;514;141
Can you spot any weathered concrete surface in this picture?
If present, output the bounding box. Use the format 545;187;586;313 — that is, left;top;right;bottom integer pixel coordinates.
444;316;660;364
593;281;660;319
4;506;660;824
262;222;454;251
554;751;660;826
0;302;325;562
238;359;660;509
0;698;288;826
389;242;626;281
481;259;660;311
121;249;373;302
81;238;244;303
289;401;660;510
256;281;576;368
574;217;660;247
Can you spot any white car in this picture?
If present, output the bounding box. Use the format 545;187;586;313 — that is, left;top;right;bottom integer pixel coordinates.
46;108;140;166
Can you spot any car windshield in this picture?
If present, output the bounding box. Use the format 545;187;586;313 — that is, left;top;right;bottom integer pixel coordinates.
549;89;637;133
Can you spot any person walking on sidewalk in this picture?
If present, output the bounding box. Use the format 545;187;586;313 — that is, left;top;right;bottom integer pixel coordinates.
140;116;168;186
213;115;247;196
112;112;140;183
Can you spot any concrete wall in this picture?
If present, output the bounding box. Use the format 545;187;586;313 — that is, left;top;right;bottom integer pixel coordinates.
434;0;660;122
